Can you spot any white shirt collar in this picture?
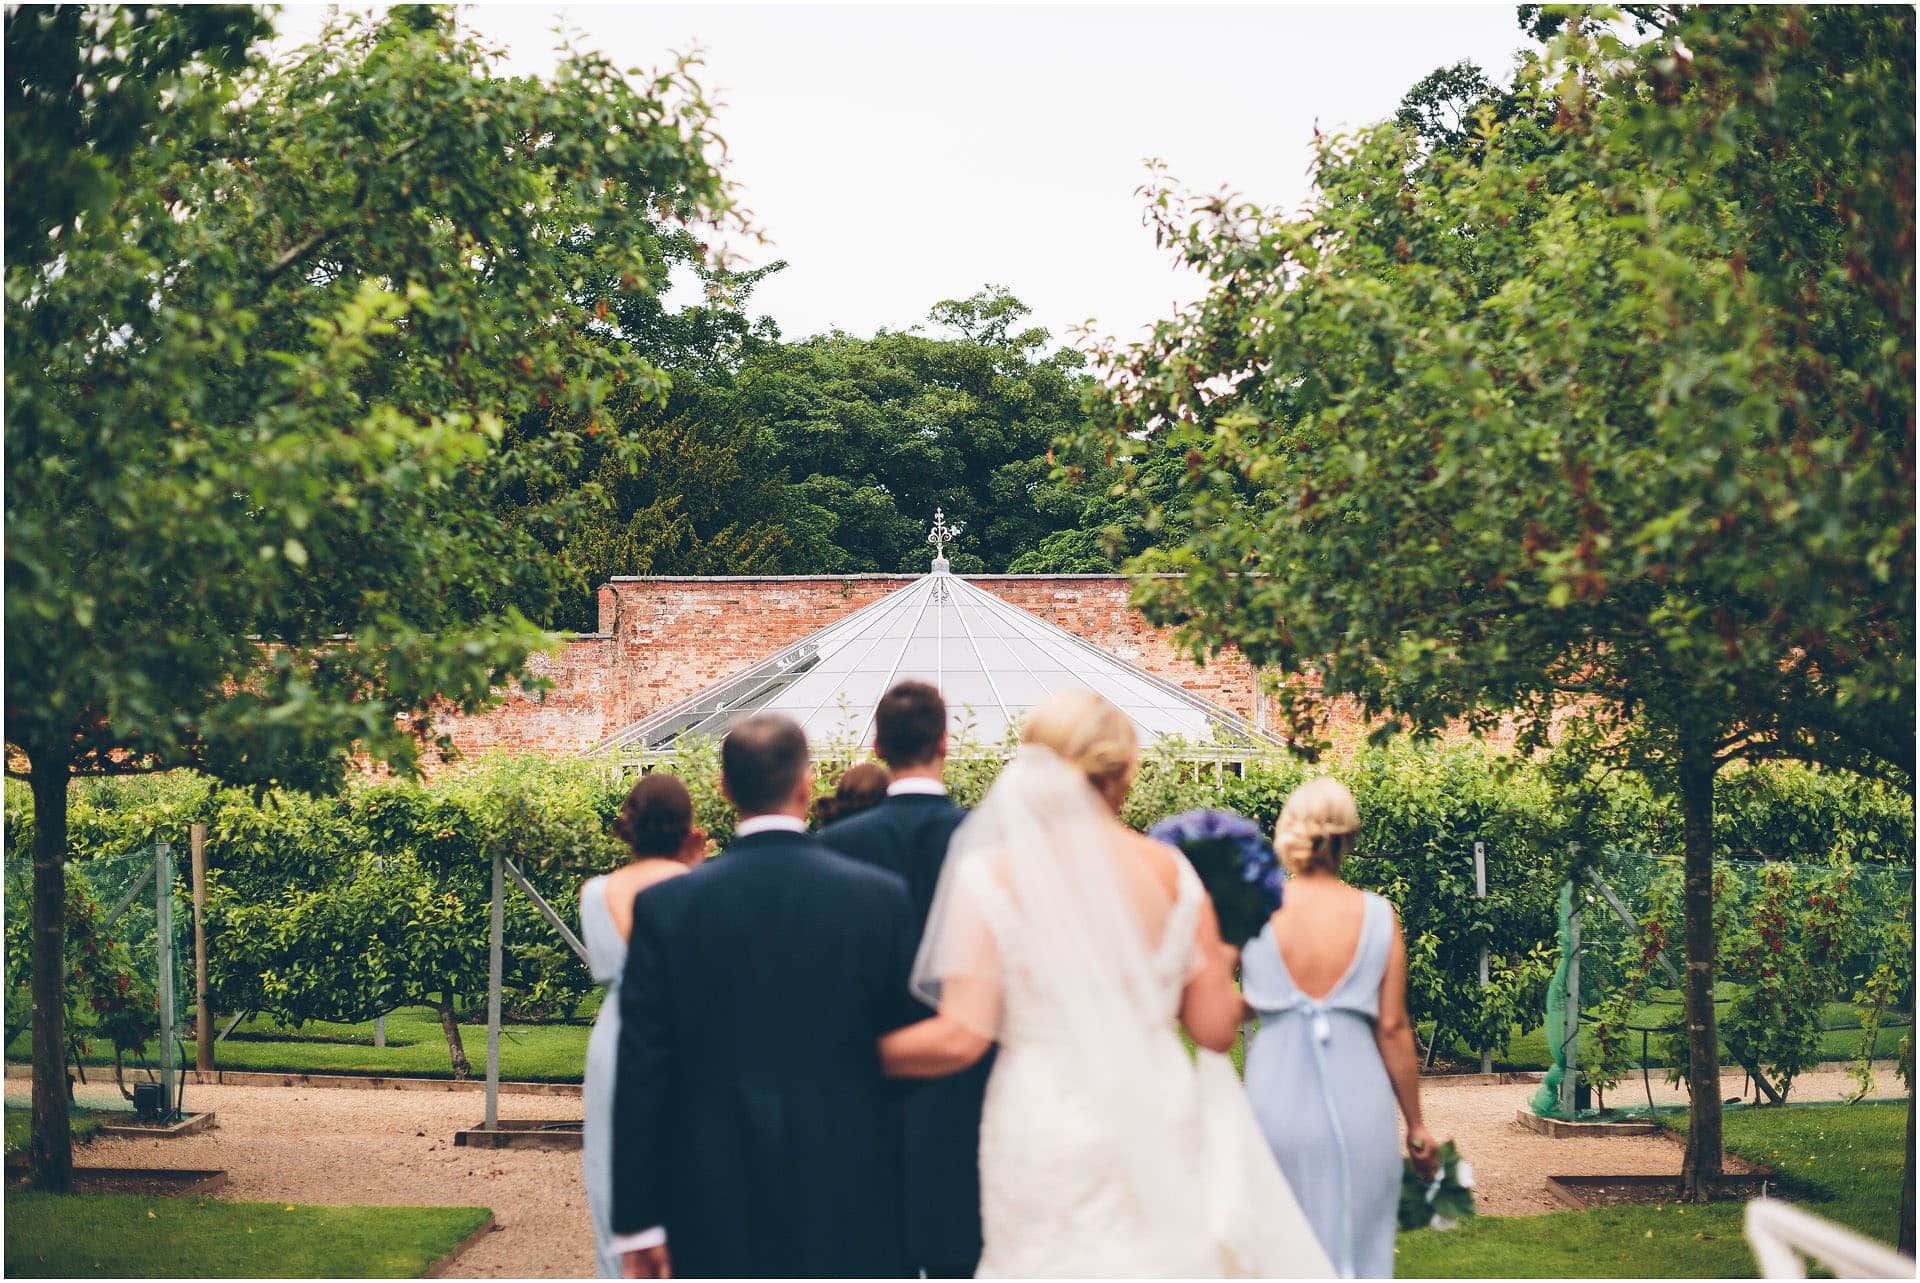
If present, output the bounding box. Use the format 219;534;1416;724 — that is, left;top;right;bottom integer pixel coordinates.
735;814;807;838
887;777;948;797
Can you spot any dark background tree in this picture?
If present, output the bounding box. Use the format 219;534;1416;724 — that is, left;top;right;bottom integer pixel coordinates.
514;281;1108;629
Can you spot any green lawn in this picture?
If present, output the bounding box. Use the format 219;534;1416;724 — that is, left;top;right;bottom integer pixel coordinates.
11;981;1901;1088
5;1103;114;1155
1484;1002;1903;1077
1394;1100;1910;1277
4;1194;490;1278
6;1005;596;1082
1427;982;1909;1082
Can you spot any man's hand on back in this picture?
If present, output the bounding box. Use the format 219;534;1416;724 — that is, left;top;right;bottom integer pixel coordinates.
622;1244;671;1279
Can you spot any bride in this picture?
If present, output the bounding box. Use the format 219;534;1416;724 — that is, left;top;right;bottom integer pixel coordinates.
878;690;1333;1278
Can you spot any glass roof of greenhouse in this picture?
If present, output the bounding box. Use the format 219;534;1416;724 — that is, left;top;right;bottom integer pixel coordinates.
586;544;1284;758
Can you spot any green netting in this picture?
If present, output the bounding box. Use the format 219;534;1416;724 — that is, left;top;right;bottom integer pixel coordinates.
1532;850;1915;1119
1531;883;1575;1116
3;842;192;1117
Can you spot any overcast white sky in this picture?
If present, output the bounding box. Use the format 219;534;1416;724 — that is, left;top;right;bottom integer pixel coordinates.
272;4;1531;346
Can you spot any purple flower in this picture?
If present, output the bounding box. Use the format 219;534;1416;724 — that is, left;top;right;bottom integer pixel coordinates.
1148;807;1285;933
1149;808;1263;849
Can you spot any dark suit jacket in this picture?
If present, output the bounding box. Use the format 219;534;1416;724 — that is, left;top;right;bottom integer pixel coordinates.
612;828;920;1279
822;792;991;1277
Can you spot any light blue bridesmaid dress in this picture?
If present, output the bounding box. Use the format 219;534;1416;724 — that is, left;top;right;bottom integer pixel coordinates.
579;876;626;1279
1242;892;1402;1279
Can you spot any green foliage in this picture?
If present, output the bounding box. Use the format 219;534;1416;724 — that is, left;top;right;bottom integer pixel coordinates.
1066;3;1913;1190
1397;1139;1476;1232
11;744;1906;1078
4;5;736;1171
3;4;272;268
6;7;735;788
1850;905;1916;1101
6;756;642;1074
1073;5;1914;785
2;874;155;1069
1586;859;1909;1103
520;280;1114;630
1717;864;1856;1100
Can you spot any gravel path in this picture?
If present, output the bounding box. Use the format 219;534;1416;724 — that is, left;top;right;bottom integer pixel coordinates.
12;1079;590;1278
9;1059;1898;1277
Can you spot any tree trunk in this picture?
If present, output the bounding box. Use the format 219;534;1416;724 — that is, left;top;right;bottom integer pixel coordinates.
28;752;72;1193
1900;1089;1914;1255
1902;882;1916;1256
437;994;470;1080
1738;1054;1788;1106
1676;749;1723;1202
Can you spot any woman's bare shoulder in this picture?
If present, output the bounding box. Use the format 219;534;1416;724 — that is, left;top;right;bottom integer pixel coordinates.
1122;826;1185;897
603;859;689;900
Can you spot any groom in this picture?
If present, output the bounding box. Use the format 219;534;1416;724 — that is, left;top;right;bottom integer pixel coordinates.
611;714;921;1279
822;681;990;1279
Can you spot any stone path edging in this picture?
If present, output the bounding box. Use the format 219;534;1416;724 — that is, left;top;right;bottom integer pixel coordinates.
427;1212;501;1279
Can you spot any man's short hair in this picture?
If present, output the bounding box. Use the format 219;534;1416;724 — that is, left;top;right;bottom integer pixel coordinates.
722;715;810;815
874;681;947;768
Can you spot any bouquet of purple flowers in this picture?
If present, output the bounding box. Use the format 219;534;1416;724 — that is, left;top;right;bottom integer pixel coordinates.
1146;808;1283;948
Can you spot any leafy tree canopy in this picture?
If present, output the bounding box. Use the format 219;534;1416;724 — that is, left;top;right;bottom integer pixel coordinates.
518;283;1107;627
3;4;734;1188
1079;4;1912;786
1068;3;1913;1197
7;8;735;788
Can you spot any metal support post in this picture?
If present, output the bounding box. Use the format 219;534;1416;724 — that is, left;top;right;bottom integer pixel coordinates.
1588;871;1684;986
1561;900;1582;1117
191;824;212;1074
485;848;503;1130
1475;841;1491;1075
373;855;387;1048
100;863;156;932
503;857;591;964
155;841;177;1119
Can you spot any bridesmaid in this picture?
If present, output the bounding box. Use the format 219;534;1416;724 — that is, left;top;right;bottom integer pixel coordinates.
579;774;708;1278
1241;777;1436;1278
809;759;892;829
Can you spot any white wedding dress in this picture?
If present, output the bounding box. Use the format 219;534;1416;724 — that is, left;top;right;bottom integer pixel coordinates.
913;748;1333;1279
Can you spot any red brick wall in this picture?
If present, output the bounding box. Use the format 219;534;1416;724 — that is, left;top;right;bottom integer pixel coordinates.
432;574;1294;758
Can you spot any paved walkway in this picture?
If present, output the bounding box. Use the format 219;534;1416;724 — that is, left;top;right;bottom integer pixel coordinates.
9;1059;1900;1276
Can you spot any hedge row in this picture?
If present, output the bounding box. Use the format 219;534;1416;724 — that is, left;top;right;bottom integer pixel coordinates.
4;744;1911;1078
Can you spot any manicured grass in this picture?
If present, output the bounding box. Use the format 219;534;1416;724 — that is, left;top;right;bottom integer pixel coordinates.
1483;999;1901;1078
4;1103;114;1155
1426;982;1909;1081
4;1193;490;1278
11;983;1900;1088
1393;1100;1909;1277
7;1005;597;1083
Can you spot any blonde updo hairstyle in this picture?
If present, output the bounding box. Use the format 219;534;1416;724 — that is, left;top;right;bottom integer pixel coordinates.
1022;689;1139;808
1275;776;1361;876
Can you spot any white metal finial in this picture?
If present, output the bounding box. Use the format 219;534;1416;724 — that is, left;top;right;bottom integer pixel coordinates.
927;508;960;571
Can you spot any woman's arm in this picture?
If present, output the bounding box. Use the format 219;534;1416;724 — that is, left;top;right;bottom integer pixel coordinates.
1179;896;1243;1054
879;974;997;1078
879;1012;993;1078
1375;912;1437;1175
